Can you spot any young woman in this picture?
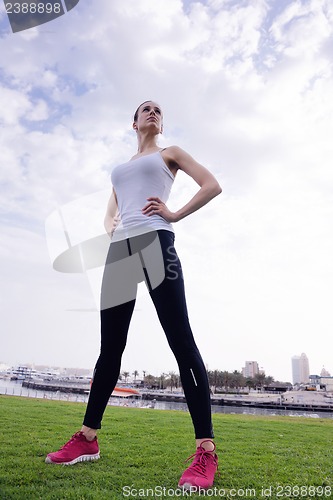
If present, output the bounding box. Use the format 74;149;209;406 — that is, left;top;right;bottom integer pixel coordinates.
46;101;222;489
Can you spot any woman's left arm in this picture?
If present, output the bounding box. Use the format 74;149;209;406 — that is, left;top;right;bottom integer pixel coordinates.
142;145;222;223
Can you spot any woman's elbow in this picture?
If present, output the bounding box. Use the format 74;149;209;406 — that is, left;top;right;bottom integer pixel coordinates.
210;181;222;198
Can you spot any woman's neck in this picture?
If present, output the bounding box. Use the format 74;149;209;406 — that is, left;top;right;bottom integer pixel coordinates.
136;133;159;154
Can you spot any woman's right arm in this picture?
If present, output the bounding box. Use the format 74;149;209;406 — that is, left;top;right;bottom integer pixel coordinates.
104;188;119;237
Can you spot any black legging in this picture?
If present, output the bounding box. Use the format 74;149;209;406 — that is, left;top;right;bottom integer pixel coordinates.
83;230;214;439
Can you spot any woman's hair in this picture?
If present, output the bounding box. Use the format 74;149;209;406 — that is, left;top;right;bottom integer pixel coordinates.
133;100;158;122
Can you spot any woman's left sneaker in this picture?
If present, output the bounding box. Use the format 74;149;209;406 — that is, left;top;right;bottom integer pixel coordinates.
45;431;100;465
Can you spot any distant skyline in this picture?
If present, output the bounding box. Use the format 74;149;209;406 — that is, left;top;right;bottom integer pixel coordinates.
1;0;333;383
1;352;331;384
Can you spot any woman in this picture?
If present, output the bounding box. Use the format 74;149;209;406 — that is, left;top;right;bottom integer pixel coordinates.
46;101;222;490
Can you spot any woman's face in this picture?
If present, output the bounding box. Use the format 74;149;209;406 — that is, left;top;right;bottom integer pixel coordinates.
134;101;163;134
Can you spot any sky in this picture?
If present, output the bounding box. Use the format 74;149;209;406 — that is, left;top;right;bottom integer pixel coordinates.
0;0;332;383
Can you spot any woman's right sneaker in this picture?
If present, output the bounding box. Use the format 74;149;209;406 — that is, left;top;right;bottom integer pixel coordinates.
178;440;218;489
45;431;100;465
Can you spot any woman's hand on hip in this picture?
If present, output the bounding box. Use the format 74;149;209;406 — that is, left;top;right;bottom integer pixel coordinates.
142;197;177;223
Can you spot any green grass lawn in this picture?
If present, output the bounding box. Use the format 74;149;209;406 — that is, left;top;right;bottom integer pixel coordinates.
0;395;332;499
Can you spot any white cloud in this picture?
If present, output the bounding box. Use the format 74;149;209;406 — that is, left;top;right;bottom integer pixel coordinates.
0;0;332;381
0;85;31;124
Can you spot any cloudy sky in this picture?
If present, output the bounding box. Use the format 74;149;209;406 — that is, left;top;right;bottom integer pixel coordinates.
0;0;332;383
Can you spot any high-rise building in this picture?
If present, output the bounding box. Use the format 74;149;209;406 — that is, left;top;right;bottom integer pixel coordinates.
291;353;310;385
242;361;259;378
292;356;300;384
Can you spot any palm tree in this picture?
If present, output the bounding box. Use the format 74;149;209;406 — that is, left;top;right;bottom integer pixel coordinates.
265;375;274;386
132;370;139;383
159;372;166;390
166;371;178;392
122;371;130;383
221;371;231;391
144;374;156;389
208;369;220;394
253;372;266;390
230;370;246;391
245;377;255;390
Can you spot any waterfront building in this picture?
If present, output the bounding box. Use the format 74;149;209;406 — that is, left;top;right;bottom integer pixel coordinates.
320;376;333;392
242;361;259;378
292;353;310;385
309;374;321;388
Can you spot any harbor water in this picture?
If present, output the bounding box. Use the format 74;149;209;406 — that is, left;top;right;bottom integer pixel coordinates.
1;379;333;420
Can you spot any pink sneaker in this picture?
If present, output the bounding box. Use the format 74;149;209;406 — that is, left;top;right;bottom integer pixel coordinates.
45;431;100;465
178;440;218;489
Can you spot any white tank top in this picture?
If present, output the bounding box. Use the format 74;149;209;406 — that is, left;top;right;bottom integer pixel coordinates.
110;150;175;241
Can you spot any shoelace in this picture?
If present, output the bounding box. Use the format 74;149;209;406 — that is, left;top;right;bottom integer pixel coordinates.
184;448;216;478
59;432;82;451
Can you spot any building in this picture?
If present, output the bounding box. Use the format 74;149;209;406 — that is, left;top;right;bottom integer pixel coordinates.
242;361;259;378
309;374;321;387
320;366;331;377
320;377;333;391
291;353;310;385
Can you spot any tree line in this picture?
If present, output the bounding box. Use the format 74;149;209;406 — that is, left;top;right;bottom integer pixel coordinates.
120;369;287;392
207;370;276;392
